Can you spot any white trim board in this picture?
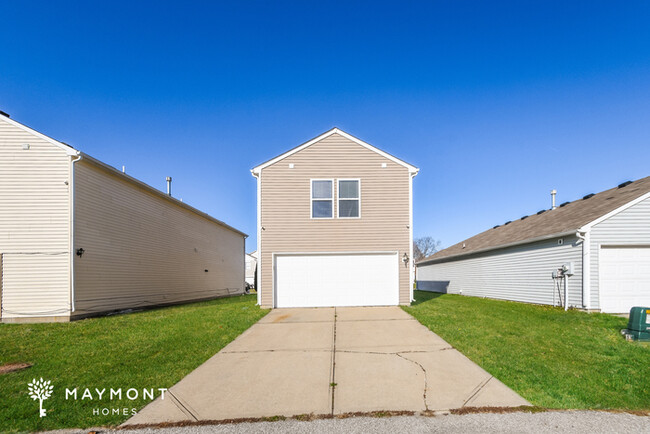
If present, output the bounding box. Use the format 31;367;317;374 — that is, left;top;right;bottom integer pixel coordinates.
251;128;419;174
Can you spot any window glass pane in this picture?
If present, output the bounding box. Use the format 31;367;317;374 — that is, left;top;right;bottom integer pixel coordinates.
312;200;332;218
339;199;359;218
312;180;332;199
339;180;359;198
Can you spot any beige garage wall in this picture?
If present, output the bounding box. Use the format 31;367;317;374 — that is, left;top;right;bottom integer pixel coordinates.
0;118;72;319
259;133;411;307
73;158;245;316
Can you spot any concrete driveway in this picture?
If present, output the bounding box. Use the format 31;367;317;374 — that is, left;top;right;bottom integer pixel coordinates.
125;307;528;425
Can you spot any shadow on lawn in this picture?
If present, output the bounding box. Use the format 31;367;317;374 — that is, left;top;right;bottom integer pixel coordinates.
410;291;445;306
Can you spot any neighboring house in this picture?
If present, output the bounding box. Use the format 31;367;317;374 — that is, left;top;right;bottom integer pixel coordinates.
0;112;246;323
416;177;650;314
251;128;418;308
245;250;257;287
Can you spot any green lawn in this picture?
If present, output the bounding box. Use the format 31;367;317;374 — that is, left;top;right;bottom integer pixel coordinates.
0;294;268;432
403;291;650;410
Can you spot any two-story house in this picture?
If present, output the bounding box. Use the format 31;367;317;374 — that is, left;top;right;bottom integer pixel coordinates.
251;128;418;308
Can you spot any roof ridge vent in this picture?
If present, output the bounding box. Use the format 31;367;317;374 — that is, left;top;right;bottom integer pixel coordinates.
559;201;570;207
618;180;633;188
504;221;512;225
520;215;528;220
583;193;595;200
537;209;546;215
493;225;501;229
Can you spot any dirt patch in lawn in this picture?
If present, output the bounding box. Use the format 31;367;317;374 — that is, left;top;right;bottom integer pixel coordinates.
0;362;32;374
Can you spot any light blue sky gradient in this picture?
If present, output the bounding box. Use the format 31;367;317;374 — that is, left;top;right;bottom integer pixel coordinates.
2;1;649;251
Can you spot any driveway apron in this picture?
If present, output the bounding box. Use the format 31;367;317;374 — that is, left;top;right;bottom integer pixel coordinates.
125;307;528;425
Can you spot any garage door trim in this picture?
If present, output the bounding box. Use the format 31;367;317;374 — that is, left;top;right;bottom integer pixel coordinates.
272;251;399;308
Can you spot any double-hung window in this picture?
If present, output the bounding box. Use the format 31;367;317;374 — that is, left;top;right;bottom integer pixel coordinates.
338;179;360;218
311;179;333;218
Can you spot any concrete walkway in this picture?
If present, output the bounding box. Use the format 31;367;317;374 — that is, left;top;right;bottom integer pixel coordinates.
124;307;528;426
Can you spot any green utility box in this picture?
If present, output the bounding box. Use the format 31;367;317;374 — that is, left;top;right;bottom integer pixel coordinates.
622;307;650;342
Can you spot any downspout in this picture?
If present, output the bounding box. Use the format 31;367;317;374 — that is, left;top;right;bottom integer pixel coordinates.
564;274;569;311
576;230;589;309
70;152;83;313
409;170;417;302
252;169;261;306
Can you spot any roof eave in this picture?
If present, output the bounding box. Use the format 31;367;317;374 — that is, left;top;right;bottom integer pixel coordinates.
577;190;650;232
416;229;578;266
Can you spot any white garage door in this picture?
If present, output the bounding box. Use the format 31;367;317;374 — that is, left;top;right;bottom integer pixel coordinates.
274;253;399;308
600;246;650;313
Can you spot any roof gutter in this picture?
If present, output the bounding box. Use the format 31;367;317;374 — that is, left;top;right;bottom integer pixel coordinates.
416;229;577;266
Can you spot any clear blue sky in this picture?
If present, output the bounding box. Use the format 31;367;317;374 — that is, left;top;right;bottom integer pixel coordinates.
2;1;650;251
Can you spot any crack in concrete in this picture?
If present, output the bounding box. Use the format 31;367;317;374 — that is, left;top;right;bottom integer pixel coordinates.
221;349;332;354
257;318;414;325
332;348;434;412
335;347;452;355
396;353;429;412
462;376;494;407
336;318;416;322
257;320;334;324
168;390;199;422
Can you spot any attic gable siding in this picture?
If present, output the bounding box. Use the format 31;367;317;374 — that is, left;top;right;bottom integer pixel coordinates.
259;133;411;307
0;117;71;318
590;195;650;310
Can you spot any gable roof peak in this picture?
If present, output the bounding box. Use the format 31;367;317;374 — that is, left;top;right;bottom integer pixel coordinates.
251;127;419;175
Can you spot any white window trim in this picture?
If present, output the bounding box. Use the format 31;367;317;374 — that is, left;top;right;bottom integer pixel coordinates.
310;178;334;219
337;178;361;219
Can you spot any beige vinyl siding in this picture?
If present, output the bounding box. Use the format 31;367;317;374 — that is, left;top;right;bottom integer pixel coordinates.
589;195;650;310
0;117;72;319
259;133;411;307
416;236;584;307
73;158;245;315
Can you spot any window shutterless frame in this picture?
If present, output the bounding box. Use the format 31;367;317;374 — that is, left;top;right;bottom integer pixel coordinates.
337;178;361;219
310;179;334;219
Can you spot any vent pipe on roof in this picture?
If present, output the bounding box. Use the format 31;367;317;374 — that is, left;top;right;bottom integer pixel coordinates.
166;176;172;196
551;189;557;210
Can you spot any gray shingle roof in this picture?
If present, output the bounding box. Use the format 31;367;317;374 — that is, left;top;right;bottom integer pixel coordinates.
418;176;650;264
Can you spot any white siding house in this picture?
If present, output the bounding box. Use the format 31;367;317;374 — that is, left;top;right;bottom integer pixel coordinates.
0;113;246;322
417;177;650;313
245;251;257;287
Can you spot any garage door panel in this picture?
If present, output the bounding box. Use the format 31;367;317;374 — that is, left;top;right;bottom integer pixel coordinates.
600;247;650;313
275;253;399;308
